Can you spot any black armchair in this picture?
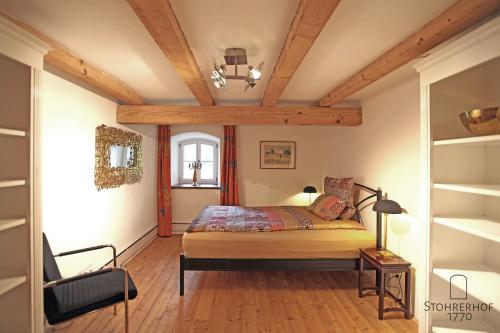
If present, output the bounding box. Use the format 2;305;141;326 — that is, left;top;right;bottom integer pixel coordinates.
43;233;138;332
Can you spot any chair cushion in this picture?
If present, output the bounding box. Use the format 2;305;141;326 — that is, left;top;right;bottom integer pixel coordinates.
44;269;138;325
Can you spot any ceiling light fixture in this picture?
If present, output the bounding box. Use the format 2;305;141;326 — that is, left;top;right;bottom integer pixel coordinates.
211;48;263;92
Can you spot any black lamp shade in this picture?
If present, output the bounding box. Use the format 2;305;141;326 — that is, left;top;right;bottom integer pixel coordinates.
303;186;317;194
373;199;402;214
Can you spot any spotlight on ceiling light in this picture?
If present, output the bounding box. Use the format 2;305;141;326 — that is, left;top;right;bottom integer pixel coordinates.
248;62;264;80
211;76;225;89
211;60;226;89
244;77;256;92
211;48;263;92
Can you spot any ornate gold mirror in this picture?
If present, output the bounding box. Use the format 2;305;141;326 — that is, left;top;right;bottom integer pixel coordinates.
94;124;143;190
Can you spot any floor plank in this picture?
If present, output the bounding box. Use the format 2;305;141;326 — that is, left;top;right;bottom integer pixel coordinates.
51;235;418;333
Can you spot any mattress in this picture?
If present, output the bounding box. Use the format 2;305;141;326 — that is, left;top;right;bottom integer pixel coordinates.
182;224;376;259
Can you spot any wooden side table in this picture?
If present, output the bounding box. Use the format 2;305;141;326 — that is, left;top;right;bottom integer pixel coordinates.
358;248;412;320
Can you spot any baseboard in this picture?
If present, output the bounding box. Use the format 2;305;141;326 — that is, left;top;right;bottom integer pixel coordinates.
102;226;158;268
173;222;190;234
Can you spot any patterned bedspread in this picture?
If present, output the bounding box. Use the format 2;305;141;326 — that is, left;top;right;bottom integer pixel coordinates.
186;206;366;233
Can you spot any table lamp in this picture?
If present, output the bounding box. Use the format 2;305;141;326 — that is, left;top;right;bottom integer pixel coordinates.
391;212;413;256
373;199;402;258
303;186;317;205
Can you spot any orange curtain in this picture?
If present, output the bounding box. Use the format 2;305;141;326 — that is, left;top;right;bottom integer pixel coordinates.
157;125;172;236
220;125;240;206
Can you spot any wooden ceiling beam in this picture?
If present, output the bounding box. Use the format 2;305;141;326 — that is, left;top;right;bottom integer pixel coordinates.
117;105;361;126
319;0;500;106
127;0;215;106
262;0;341;106
0;10;145;105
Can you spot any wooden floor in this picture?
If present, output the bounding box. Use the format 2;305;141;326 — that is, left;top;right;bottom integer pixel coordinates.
52;235;418;333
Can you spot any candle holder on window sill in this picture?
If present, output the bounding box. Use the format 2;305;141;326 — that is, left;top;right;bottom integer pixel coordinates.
188;161;202;187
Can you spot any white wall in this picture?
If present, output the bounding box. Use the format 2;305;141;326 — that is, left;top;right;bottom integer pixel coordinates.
238;126;334;206
171;101;422;228
331;76;422;319
40;72;157;277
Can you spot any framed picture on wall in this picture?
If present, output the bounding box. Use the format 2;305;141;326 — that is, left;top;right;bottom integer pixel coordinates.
260;141;296;169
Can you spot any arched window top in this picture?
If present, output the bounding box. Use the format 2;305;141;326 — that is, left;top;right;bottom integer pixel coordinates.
171;132;219;143
171;132;220;186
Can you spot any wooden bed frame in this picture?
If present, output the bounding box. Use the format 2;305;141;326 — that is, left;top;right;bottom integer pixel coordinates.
179;183;382;296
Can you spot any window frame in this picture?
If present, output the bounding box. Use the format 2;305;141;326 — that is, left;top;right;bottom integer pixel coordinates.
178;138;219;185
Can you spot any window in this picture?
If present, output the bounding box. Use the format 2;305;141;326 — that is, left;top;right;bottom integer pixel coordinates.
178;138;219;185
171;132;220;187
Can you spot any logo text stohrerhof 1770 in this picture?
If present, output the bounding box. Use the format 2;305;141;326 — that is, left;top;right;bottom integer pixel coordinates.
424;274;494;322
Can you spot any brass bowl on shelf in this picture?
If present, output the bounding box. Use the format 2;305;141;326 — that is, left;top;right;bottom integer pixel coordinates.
459;107;500;136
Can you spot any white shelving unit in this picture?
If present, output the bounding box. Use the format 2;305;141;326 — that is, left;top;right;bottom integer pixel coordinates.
0;218;26;233
0;128;26;137
434;135;500;147
0;277;26;297
0;15;49;332
415;16;500;333
429;114;500;331
434;264;500;312
0;39;37;331
0;179;27;188
432;320;498;333
434;217;500;243
434;184;500;197
0;122;30;329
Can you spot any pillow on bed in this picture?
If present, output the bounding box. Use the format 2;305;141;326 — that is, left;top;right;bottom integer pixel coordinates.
310;195;347;221
340;203;357;220
308;193;325;211
324;176;356;220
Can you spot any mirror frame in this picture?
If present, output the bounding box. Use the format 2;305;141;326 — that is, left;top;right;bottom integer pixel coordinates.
94;124;143;190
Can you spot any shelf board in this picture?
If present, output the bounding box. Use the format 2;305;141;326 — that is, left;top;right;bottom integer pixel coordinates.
434;216;500;243
0;219;26;233
434;135;500;146
0;276;26;297
433;320;498;332
434;183;500;197
0;128;26;137
0;180;26;189
433;264;500;311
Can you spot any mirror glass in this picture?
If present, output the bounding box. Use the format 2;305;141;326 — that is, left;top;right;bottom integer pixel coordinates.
109;145;135;168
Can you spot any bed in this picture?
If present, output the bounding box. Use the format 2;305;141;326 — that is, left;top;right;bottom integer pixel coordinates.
180;183;382;295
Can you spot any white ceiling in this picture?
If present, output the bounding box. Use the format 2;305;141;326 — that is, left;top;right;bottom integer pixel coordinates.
0;0;456;105
0;0;194;103
281;0;455;103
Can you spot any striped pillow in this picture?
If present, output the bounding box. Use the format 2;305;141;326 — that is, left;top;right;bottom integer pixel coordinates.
311;195;347;221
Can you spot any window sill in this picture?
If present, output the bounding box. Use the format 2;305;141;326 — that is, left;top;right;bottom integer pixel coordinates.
172;184;220;190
